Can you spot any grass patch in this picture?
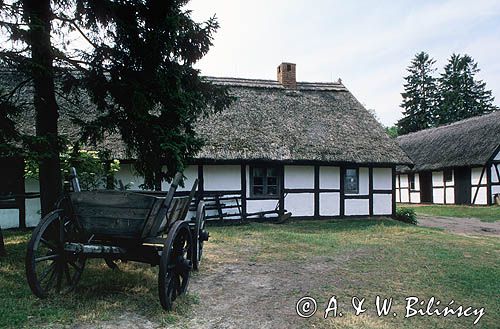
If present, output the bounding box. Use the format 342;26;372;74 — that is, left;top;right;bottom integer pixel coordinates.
399;204;500;222
0;230;196;328
1;219;499;328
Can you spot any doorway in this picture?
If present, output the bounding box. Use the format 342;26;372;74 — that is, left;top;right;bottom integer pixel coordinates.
419;171;433;203
454;167;471;205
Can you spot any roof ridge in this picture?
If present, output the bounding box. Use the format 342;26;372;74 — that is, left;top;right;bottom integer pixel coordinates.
397;110;500;139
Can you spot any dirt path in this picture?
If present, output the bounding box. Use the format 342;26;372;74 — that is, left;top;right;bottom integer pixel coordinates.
417;215;500;237
71;249;367;329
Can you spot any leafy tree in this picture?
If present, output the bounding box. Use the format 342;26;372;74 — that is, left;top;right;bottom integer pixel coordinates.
397;52;438;135
435;54;498;125
1;0;230;218
385;125;399;138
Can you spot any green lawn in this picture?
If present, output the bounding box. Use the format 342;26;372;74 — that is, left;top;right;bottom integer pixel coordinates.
1;219;499;328
399;204;500;222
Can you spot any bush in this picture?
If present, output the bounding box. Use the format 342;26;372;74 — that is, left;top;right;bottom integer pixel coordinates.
395;207;418;225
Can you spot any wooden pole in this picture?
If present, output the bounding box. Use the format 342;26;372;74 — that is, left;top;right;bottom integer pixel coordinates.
0;226;6;257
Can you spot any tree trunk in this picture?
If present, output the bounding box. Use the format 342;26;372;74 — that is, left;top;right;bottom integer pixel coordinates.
24;0;62;216
0;226;6;257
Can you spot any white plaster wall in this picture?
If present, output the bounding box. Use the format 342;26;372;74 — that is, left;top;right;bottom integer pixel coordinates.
0;209;20;229
414;173;421;190
319;166;340;189
284;166;314;189
396;175;400;189
433;188;444;204
492;185;500;199
319;192;340;216
410;192;420;203
161;165;198;192
203;165;241;191
373;168;392;190
445;187;455;204
494;150;500;161
471;187;487;205
246;199;279;217
396;189;400;203
433;171;444;187
344;199;369;216
471;167;486;185
492;164;499;183
400;174;408;188
373;194;392;215
285;193;314;217
400;188;409;203
113;163;143;190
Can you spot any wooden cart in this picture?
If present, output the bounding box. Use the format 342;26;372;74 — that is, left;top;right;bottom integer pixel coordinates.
25;169;209;310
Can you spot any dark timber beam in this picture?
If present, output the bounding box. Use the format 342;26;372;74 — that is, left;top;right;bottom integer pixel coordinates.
314;165;320;218
340;166;345;217
240;164;247;219
369;167;373;216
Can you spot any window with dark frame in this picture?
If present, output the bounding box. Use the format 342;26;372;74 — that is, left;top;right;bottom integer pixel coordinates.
444;169;453;182
409;173;415;190
250;166;280;198
344;168;359;194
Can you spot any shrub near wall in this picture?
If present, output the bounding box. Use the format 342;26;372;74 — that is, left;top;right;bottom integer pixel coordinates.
395;207;418;225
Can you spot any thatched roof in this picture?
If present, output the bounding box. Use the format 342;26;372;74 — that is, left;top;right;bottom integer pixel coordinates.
3;71;411;165
196;77;411;165
397;111;500;173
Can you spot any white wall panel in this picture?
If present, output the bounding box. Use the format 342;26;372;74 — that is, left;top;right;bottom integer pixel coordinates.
319;166;340;189
433;171;444;187
492;164;499;183
471;167;486;185
246;199;279;217
445;187;455;204
410;192;420;203
400;189;409;203
494;150;500;161
414;173;421;190
433;188;444;204
319;192;340;216
400;174;408;188
373;194;392;215
373;168;392;190
472;187;487;205
204;165;241;191
285;193;314;216
114;164;143;190
284;166;314;189
162;165;198;191
344;199;369;216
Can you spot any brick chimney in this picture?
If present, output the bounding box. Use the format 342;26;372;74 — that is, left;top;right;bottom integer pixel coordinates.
277;62;296;88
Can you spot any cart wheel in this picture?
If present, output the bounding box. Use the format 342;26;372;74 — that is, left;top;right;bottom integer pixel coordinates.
158;221;193;311
192;202;209;271
26;209;86;298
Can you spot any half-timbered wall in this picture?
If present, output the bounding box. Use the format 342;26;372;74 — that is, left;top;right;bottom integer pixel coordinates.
490;150;500;204
471;167;488;205
1;162;397;228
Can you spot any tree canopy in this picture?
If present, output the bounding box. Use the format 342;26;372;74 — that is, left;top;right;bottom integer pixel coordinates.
397;51;437;135
0;0;231;215
398;52;498;135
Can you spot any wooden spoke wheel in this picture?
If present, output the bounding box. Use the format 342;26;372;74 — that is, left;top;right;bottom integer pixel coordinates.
192;202;209;271
26;209;86;298
158;221;193;311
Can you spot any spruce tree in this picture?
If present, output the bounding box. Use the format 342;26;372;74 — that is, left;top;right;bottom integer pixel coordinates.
436;54;497;125
397;52;437;135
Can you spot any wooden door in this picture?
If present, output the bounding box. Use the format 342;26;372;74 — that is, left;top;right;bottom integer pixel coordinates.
454;167;471;205
419;171;433;203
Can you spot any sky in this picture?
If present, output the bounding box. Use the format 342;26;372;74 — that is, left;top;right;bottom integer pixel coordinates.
186;0;500;126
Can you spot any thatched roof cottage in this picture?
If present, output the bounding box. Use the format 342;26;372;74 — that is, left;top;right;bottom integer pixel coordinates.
1;63;412;228
396;111;500;205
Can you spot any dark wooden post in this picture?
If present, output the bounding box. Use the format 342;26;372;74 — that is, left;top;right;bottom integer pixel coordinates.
0;226;6;257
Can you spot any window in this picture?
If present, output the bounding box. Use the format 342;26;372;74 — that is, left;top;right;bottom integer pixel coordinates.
344;168;359;194
409;173;415;190
250;166;280;197
444;169;453;182
287;64;292;71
